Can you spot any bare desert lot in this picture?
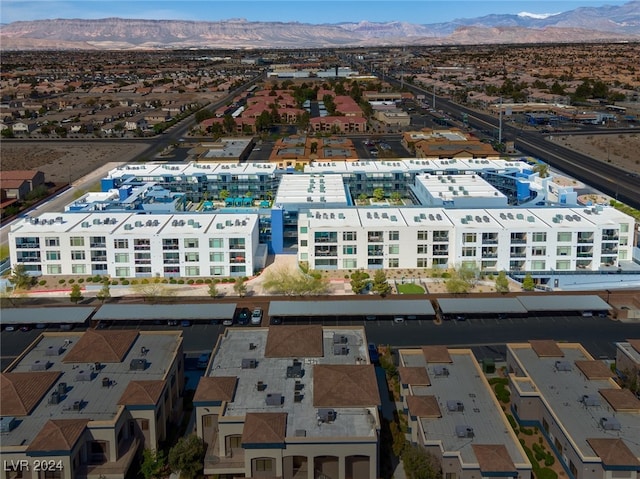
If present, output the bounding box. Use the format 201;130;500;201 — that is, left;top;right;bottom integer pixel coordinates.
1;142;150;184
1;134;639;186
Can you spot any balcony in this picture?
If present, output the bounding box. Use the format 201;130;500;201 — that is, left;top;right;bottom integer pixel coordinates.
601;248;618;255
91;256;107;262
577;252;593;258
204;432;245;476
577;236;594;244
163;245;179;250
17;257;41;263
482;253;498;259
230;257;246;263
433;235;449;242
134;246;151;251
510;238;527;245
602;235;619;241
229;244;246;250
15;243;40;249
482;239;499;245
76;436;140;479
510;252;526;258
367;236;384;243
164;259;180;264
90;243;106;248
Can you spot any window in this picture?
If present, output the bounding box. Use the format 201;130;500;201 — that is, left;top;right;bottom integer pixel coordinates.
255;459;274;472
71;250;86;260
114;253;129;263
163;238;179;250
343;231;357;241
163;252;179;264
620;237;628;246
185;266;200;276
114;239;128;249
184;252;199;262
532;232;547;242
389;230;400;241
135;266;152;274
90;236;106;247
45;237;59;247
210;252;224;262
388;258;399;268
46;251;61;261
446;473;457;479
300;226;308;234
300;240;307;247
368;245;383;256
343;245;357;255
462;247;476;257
184;238;199;248
229;238;245;249
388;245;400;255
368;231;384;242
531;260;546;270
620;223;629;233
209;238;223;248
557;232;572;242
417;245;429;254
135;252;151;264
417;230;428;241
115;267;130;277
70;236;85;247
47;264;62;274
210;266;225;276
417;258;429;268
231;265;246;274
463;233;477;243
619;250;628;260
557;246;571;256
555;260;571;270
532;246;546;256
134;238;151;249
164;266;180;274
71;264;86;274
433;230;449;242
314;232;337;243
343;259;358;269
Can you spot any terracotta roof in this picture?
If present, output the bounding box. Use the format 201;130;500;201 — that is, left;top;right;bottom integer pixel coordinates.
599;388;640;412
628;339;640;355
0;371;62;416
118;380;165;406
0;179;27;189
193;376;237;403
529;340;564;358
575;360;615;380
472;444;517;473
63;329;138;363
313;364;380;407
264;325;323;358
406;395;441;418
27;419;88;452
1;170;42;180
398;366;431;386
242;412;287;444
421;346;452;363
587;438;640;466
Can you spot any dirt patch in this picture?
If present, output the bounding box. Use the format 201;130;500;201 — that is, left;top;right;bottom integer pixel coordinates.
1;142;151;184
549;132;640;175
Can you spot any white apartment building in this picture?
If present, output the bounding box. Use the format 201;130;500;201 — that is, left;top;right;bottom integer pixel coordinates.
297;206;634;272
9;212;262;278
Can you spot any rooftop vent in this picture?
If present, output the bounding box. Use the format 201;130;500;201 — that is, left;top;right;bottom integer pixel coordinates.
600;416;621;431
58;383;67;396
333;334;348;344
45;345;64;356
455;425;474;438
333;345;349;356
295;429;307;437
294;391;304;403
286;360;303;378
581;395;601;407
317;408;337;423
49;391;61;405
0;417;17;433
433;366;450;377
241;358;257;369
30;360;50;372
447;400;464;412
75;369;93;381
129;358;147;371
555;360;572;372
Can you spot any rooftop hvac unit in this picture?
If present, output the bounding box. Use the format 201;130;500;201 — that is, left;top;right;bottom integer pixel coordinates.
333;334;348;344
555;360;572;372
241;358;257;369
317;409;337;423
455;425;474;438
433;366;450;377
265;393;282;406
286;360;303;378
102;377;111;388
581;395;601;407
333;345;349;356
129;358;147;371
75;369;93;381
600;416;621;431
72;400;83;411
58;383;67;395
49;391;60;405
447;400;464;412
45;345;64;356
294;391;304;403
0;417;17;433
31;360;49;371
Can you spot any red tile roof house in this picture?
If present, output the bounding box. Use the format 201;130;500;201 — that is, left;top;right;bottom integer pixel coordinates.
1;170;45;192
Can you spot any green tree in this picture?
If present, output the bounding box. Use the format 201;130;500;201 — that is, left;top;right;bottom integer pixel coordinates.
495;271;510;294
222;114;236;133
168;434;205;479
358;193;368;204
10;264;34;290
208;282;219;298
255;110;271;132
372;270;392;297
445;271;471;294
1;127;14;138
219;189;230;200
533;161;550;178
390;191;402;205
262;266;329;296
350;270;371;294
140;448;167;479
195;109;214;123
69;283;84;304
96;282;111;303
402;444;443;479
522;273;535;291
373;188;385;202
233;277;247;297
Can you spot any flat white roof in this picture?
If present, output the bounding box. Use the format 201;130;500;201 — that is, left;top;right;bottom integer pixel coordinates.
275;174;348;206
416;173;506;201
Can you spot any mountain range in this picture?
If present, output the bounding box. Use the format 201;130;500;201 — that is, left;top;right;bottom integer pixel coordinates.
1;1;639;50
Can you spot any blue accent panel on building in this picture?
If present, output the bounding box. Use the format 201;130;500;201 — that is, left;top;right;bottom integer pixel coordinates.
119;187;132;201
344;184;353;206
101;178;115;192
270;207;285;254
516;180;530;202
242;442;285;449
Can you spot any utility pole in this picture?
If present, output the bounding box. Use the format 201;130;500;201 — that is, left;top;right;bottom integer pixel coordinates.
433;85;436;110
498;97;503;145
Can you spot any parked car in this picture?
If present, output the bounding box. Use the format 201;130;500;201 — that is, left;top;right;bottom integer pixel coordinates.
270;317;282;325
197;353;211;369
20;325;32;332
368;343;380;364
237;308;251;326
393;316;405;323
222;317;234;326
181;320;192;327
4;325;16;332
251;308;263;325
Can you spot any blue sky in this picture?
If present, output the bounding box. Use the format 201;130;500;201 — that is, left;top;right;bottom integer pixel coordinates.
0;0;631;25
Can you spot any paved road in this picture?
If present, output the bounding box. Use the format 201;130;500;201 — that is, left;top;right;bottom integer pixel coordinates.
3;315;639;371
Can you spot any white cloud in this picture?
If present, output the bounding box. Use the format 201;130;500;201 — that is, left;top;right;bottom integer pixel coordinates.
517;11;561;19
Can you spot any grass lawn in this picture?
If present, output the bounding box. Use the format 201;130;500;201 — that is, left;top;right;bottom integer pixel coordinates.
397;283;425;294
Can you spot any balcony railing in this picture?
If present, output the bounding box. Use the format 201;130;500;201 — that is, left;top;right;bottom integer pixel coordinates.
90;243;106;248
510;239;527;244
577;237;594;244
17;257;41;263
510;253;526;258
76;436;140;479
15;243;40;249
91;256;107;262
163;245;179;250
433;236;449;242
602;235;619;241
229;244;246;250
577;252;593;257
482;239;499;245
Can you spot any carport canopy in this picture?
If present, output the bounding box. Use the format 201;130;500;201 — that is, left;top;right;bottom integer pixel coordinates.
437;298;527;315
93;303;237;321
269;299;435;317
516;295;611;312
1;307;96;325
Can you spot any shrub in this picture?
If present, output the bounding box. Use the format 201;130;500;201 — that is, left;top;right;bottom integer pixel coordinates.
344;275;350;279
121;279;130;285
544;453;555;467
441;272;451;278
58;279;66;284
213;278;220;284
111;281;119;285
521;427;534;435
39;280;47;286
169;279;177;284
196;279;204;284
187;279;195;284
68;279;75;284
506;414;518;430
204;279;212;284
177;279;184;284
537;469;557;479
141;278;149;284
78;278;84;284
162;279;168;283
131;279;138;285
92;275;102;283
86;277;93;283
